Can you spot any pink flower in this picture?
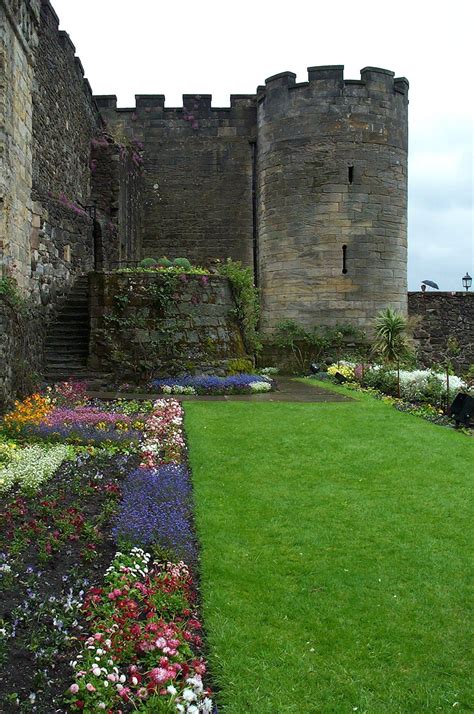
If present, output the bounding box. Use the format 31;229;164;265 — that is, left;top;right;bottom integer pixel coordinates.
69;684;79;694
150;667;171;684
86;683;96;692
118;686;131;701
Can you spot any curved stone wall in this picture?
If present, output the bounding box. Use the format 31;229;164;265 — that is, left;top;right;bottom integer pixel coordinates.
257;66;409;335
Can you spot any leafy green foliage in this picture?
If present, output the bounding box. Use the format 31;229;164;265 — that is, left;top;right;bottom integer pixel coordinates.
218;259;261;355
157;257;173;268
275;319;366;373
226;358;255;375
139;257;158;268
172;257;192;270
373;307;409;364
0;277;26;313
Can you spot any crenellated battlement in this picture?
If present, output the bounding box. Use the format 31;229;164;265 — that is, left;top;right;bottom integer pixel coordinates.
260;65;408;104
36;0;98;114
95;93;258;120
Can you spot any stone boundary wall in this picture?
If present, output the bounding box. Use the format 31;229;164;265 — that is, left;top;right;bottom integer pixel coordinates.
0;298;44;411
88;273;248;379
408;292;474;372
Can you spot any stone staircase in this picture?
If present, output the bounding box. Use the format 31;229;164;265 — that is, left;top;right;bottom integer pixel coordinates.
44;275;92;383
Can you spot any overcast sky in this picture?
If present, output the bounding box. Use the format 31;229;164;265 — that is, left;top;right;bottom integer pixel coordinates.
52;0;473;292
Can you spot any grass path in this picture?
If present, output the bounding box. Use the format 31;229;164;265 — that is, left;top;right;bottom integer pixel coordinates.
185;387;473;713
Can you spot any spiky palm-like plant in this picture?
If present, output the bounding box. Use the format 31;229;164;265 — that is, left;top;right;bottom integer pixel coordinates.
373;307;408;397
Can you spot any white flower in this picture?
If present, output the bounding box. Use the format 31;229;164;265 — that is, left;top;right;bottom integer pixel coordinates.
186;674;203;693
182;688;196;702
167;685;177;695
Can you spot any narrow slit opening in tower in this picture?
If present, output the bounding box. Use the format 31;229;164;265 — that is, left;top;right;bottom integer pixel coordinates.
348;165;354;184
342;244;348;274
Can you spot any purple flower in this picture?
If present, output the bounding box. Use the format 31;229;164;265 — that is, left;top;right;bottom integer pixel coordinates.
150;374;272;395
113;466;196;562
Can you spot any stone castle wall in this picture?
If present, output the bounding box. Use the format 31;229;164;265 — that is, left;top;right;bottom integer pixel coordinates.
0;0;40;290
408;292;474;372
257;66;409;335
0;0;107;407
28;0;103;306
96;94;256;268
90;137;143;269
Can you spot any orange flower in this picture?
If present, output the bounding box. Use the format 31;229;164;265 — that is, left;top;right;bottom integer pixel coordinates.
3;394;54;433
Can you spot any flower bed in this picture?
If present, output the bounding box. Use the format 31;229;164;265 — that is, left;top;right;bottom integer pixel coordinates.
0;442;72;492
2;393;145;449
0;388;214;712
67;550;212;712
322;362;472;430
150;373;274;395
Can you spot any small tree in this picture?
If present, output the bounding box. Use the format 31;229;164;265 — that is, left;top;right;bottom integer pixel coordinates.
373;307;409;397
275;320;329;374
445;337;460;412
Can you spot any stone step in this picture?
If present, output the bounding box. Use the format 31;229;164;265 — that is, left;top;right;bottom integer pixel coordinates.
48;327;90;336
56;306;89;315
47;337;89;346
46;354;87;370
45;349;89;359
58;297;88;306
44;275;91;381
43;370;111;386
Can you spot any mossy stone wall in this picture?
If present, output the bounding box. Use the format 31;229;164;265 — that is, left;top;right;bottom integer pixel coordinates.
88;273;248;378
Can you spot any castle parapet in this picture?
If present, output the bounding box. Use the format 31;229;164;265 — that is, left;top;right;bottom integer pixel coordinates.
258;65;409;106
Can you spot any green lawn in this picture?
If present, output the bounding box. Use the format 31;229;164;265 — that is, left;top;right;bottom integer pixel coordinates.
185;385;473;713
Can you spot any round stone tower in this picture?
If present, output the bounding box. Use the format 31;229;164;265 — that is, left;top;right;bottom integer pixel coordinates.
257;65;409;335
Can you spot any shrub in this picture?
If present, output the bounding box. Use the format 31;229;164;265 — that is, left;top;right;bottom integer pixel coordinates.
275;320;335;373
227;358;255;375
157;257;172;268
172;257;192;271
140;257;157;268
362;366;399;395
463;364;474;390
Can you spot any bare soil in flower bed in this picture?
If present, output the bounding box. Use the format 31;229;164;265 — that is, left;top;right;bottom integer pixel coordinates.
0;452;135;713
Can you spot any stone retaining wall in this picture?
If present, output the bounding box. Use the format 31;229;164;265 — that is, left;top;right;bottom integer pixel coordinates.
0;298;44;411
88;273;248;380
408;292;474;372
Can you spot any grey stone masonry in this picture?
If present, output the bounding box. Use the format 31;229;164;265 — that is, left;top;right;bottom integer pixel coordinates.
257;66;409;335
88;273;248;378
408;292;474;372
96;94;257;269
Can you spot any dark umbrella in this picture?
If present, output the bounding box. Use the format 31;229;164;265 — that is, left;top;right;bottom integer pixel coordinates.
421;280;439;289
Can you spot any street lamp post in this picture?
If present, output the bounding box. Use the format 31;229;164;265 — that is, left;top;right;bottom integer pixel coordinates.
462;272;472;291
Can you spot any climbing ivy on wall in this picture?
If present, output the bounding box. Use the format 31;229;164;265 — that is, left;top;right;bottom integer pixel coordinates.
217;259;262;355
